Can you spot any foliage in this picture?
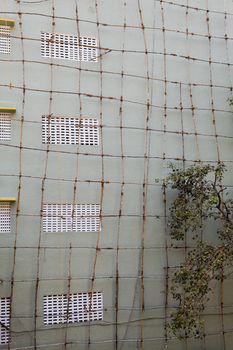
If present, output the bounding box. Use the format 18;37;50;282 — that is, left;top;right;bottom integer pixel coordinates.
165;163;233;339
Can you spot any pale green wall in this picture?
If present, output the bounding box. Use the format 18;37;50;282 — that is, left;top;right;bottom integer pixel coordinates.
0;0;233;349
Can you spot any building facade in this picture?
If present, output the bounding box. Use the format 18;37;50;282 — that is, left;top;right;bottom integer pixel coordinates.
0;0;233;349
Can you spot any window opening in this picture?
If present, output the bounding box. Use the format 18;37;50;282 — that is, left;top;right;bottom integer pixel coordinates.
43;292;103;325
0;297;10;345
0;203;11;233
0;113;11;141
41;32;98;62
0;26;11;54
42;116;99;146
43;204;101;233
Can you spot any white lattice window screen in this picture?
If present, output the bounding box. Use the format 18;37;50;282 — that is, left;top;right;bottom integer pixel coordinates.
0;114;11;141
41;32;98;62
42;116;99;146
0;26;10;54
43;204;101;233
0;203;11;233
0;298;10;345
43;292;103;325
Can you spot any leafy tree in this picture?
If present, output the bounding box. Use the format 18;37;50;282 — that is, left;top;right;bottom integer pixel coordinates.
166;163;233;339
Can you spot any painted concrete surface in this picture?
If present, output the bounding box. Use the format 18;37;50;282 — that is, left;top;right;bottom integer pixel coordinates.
0;0;233;349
